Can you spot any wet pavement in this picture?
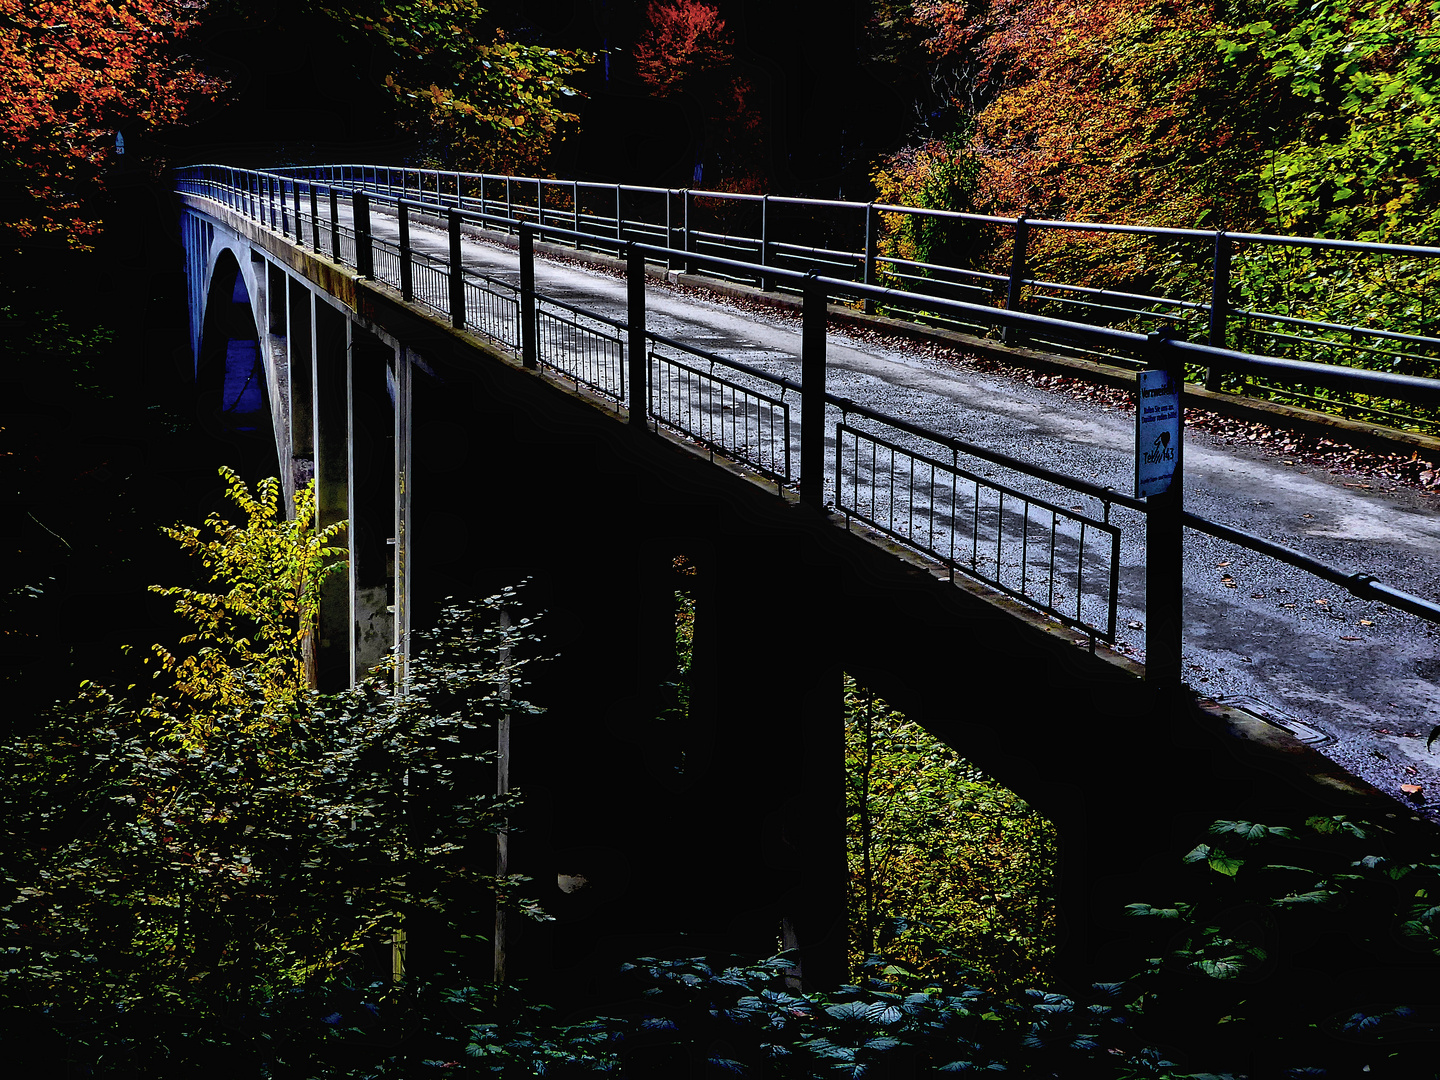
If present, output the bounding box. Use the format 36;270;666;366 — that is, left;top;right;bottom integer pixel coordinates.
364;206;1440;818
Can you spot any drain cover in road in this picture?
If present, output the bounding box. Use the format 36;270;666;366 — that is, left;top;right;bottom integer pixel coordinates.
1214;695;1334;746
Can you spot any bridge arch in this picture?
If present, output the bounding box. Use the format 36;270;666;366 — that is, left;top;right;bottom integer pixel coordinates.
195;246;278;474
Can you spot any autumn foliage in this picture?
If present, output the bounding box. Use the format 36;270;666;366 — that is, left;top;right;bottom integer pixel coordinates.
0;0;224;252
304;0;591;174
632;0;734;96
871;0;1440;297
633;0;764;190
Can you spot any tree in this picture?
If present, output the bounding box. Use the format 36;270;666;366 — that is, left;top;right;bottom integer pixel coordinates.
0;0;224;253
632;0;734;96
1218;0;1440;246
631;0;765;190
209;0;593;174
143;466;345;745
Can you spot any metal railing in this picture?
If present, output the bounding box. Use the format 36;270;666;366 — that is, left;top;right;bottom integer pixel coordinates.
174;164;1440;662
535;293;626;402
647;331;794;486
833;402;1122;641
246;163;1440;435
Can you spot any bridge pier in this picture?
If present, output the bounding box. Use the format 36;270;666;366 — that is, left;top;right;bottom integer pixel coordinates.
284;276;314;503
312;299;350;690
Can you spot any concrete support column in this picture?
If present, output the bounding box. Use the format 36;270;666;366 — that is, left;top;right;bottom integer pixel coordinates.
312;297;352;691
393;348;413;684
287;276;315;508
264;261;291;498
350;326;398;680
697;541;848;990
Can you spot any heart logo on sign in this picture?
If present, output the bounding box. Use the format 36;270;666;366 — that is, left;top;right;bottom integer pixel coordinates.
1155;431;1170;449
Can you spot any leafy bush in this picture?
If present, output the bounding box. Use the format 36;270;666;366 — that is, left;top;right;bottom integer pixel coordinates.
0;472;547;1076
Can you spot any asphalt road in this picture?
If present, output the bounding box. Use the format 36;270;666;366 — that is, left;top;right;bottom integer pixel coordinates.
365;207;1440;815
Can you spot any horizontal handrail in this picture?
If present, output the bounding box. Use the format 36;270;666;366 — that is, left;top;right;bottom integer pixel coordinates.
1183;512;1440;622
1170;340;1440;405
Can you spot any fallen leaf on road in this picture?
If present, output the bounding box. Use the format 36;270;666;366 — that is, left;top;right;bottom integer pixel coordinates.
1224;581;1238;588
1406;766;1419;776
1360;619;1374;626
1217;560;1231;568
1401;784;1423;801
1251;592;1265;599
1314;598;1330;606
1127;620;1144;629
1340;636;1363;641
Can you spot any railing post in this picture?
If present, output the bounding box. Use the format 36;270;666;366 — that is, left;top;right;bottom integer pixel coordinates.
1205;231;1232;392
506;177;513;233
399;202;413;302
666;189;677;272
626;244;647;427
616;183;623;244
267;175;277;230
519;223;538;370
448;208;465;329
310;184;320;249
329;189;340;261
863;201;878;314
683;188;692;274
479;173;485;216
535;179;544;231
292;181;302;245
1143;331;1184;697
354;190;373;277
760;194;772;291
801;272;828;508
1003;212;1030;346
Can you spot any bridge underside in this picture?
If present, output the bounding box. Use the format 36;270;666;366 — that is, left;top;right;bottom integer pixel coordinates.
180;195;1394;1006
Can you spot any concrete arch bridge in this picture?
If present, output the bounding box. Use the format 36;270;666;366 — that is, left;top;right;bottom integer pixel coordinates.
176;166;1436;1003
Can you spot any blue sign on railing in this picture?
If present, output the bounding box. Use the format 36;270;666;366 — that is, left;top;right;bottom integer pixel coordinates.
1135;370;1181;498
